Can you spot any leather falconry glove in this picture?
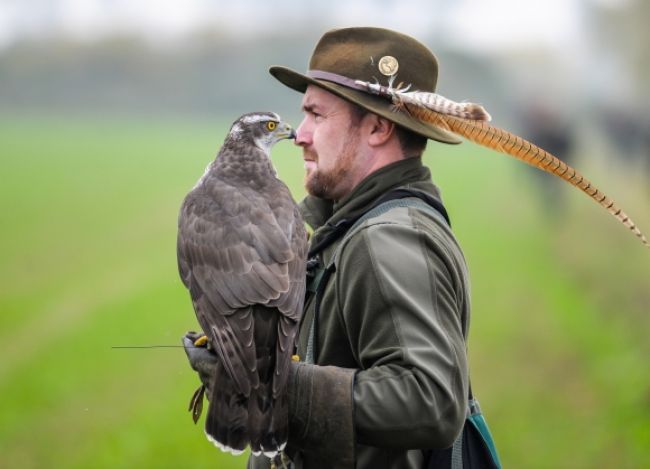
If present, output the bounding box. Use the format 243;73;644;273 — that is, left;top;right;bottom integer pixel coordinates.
283;362;356;468
183;331;356;468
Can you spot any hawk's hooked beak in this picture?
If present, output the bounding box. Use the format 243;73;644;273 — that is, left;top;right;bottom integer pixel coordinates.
278;123;296;141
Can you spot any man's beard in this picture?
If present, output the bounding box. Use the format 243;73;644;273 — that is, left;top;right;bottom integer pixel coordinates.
305;132;358;201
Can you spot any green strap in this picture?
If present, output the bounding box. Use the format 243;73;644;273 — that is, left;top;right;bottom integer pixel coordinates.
306;317;315;364
451;433;463;469
306;266;326;294
468;402;502;469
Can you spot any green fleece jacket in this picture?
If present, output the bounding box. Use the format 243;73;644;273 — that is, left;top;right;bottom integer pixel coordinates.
250;157;470;469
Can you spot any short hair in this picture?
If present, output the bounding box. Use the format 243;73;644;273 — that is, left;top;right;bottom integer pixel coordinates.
395;126;428;156
348;103;428;157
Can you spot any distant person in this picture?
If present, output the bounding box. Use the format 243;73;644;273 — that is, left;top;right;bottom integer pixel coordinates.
521;102;575;220
601;106;650;181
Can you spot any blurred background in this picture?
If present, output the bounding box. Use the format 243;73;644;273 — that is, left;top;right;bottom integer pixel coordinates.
1;0;648;468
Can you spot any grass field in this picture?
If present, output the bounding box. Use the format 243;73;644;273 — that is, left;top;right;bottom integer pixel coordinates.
1;115;648;468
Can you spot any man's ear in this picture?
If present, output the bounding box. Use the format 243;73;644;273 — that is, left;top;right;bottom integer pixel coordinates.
366;114;395;147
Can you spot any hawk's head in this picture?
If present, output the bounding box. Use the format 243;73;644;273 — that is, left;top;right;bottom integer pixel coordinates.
228;112;296;155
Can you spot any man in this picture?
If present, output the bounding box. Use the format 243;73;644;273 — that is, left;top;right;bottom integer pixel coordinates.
185;27;471;468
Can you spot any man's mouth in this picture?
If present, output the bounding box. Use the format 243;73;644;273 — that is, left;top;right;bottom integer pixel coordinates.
304;160;317;171
303;151;317;171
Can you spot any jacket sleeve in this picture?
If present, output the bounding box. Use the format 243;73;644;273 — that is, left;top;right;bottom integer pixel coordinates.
336;219;469;449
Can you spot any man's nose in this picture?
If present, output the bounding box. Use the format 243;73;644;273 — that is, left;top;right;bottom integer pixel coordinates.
294;119;311;147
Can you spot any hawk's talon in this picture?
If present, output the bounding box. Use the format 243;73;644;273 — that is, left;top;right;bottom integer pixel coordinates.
193;335;209;347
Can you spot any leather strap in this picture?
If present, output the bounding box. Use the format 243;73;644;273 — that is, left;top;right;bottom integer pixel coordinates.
307;70;369;92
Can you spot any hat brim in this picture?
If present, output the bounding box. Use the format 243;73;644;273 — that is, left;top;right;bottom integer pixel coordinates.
269;66;462;145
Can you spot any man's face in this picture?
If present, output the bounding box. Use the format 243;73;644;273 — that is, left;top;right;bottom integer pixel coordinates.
295;85;364;201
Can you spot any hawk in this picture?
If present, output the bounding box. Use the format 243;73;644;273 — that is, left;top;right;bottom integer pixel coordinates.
177;112;307;457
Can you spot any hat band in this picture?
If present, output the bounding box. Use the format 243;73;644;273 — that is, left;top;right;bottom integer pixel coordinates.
307;70;369;92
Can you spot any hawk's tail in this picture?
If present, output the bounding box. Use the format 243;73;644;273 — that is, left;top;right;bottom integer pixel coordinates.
204;305;290;457
248;305;289;457
248;380;289;457
204;376;288;457
205;365;249;455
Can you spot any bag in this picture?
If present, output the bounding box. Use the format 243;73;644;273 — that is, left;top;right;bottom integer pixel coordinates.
306;188;501;469
425;397;501;469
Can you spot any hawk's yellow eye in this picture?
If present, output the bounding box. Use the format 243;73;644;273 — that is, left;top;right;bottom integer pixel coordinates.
266;121;277;131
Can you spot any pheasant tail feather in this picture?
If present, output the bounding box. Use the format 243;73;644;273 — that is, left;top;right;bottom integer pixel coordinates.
407;104;648;247
354;78;648;247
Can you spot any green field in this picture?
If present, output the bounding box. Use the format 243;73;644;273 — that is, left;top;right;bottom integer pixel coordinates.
1;115;648;468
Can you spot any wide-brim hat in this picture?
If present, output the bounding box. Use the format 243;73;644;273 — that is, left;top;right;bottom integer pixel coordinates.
270;27;461;144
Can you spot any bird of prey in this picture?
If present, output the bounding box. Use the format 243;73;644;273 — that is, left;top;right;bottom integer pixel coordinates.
177;112;307;457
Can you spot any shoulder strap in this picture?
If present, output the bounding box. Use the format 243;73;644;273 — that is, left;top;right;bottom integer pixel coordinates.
372;188;451;227
328;196;450;270
306;188;450;259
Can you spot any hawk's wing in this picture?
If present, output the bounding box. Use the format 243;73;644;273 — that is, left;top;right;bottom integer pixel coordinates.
177;179;306;396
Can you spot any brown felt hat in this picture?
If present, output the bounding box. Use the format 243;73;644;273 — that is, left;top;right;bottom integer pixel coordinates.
270;27;461;144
